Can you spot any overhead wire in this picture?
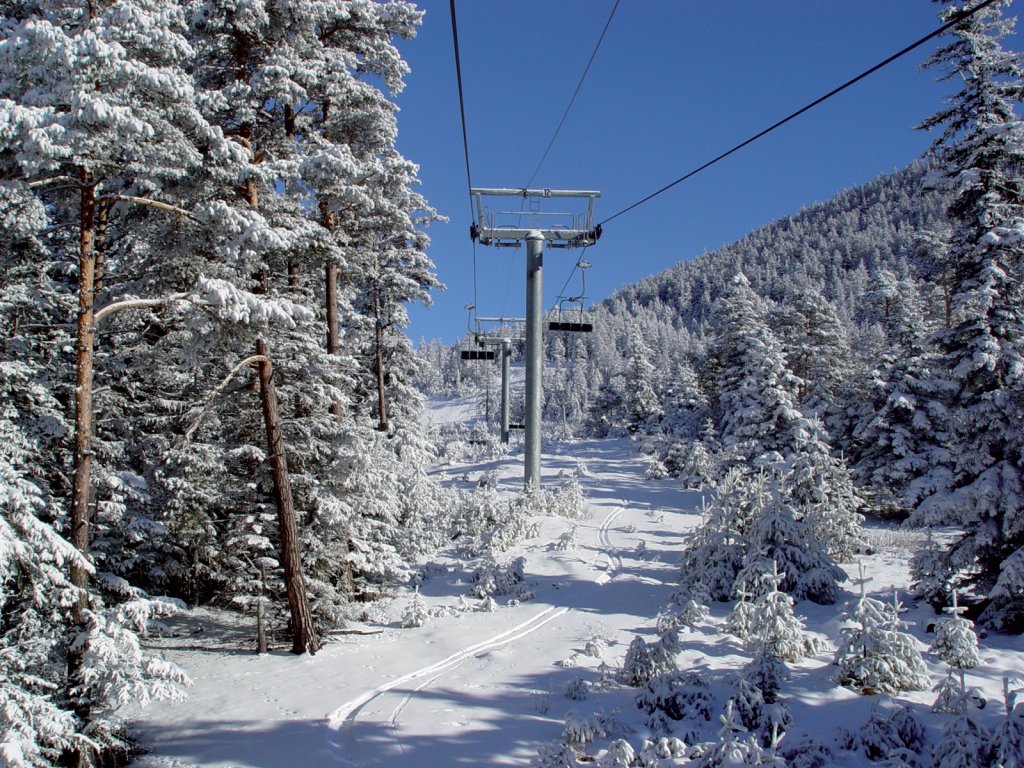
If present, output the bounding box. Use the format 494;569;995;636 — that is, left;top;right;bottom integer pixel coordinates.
597;0;1003;227
524;0;621;190
448;0;479;317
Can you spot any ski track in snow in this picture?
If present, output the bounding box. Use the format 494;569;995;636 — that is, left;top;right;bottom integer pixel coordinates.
327;605;569;766
594;505;623;585
330;488;635;765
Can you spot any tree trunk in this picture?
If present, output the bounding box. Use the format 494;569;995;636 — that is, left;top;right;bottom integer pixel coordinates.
68;168;97;720
255;338;319;655
325;260;344;420
373;290;388;432
324;253;353;600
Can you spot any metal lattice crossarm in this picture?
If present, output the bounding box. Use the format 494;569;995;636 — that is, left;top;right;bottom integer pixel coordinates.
474;316;526;342
470;188;602;248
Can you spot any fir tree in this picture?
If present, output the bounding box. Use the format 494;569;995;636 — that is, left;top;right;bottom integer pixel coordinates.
931;591;982;669
834;569;928;695
913;0;1024;630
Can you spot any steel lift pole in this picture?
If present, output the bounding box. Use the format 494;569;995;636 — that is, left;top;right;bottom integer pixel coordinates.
524;231;544;487
500;338;511;445
470;188;600;488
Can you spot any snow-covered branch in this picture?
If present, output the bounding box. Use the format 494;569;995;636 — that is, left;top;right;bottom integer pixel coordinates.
98;194;200;222
94;293;193;325
195;277;315;328
180;355;270;444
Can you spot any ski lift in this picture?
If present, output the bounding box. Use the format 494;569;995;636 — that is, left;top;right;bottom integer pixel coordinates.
548;261;594;333
459;304;496;360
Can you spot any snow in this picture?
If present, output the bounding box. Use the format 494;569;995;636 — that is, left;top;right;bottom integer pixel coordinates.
122;435;1024;767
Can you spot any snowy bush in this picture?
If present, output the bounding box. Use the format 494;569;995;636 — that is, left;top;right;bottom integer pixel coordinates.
646;457;669;480
564;711;607;749
548;476;589;520
990;677;1024;768
533;740;580;768
619;635;676;687
776;733;832;768
657;594;709;634
470;557;527;599
401;588;429;629
635;671;713;730
930;592;981;670
837;702;927;761
747;570;821;662
598;738;636;768
729;674;792;749
585;638;605;658
691;699;785;767
553;525;578;551
566;677;589;701
932;697;989;768
638;736;689;767
743;647;790;705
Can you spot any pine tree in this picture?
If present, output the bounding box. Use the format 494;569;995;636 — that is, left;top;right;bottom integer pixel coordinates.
913;0;1024;630
710;274;804;470
834;569;928;695
622;330;663;435
990;677;1024;768
931;591;982;669
736;473;845;605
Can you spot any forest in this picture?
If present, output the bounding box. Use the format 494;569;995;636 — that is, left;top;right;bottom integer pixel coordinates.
1;0;1023;767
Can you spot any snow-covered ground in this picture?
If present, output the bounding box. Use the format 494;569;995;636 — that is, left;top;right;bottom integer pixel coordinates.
124;436;1024;767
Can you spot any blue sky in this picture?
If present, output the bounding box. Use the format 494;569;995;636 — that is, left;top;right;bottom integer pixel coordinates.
393;1;1021;344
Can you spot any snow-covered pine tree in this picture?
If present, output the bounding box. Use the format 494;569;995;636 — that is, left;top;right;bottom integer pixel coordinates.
0;0;243;752
912;0;1024;630
622;330;663;435
834;569;928;695
786;418;864;562
679;467;767;602
735;472;846;605
745;563;819;662
931;590;982;669
990;676;1024;768
932;672;990;768
770;284;852;427
708;273;804;471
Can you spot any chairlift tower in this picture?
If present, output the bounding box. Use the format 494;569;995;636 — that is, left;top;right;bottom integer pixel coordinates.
470;188;601;487
474;317;525;445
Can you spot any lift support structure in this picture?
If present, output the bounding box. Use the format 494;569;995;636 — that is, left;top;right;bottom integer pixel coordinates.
470;188;601;488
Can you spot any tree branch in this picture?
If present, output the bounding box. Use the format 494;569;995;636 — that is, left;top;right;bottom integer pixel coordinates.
94;293;192;325
98;194;200;222
180;355;270;444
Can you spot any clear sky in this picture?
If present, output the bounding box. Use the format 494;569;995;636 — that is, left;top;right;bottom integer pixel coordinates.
392;0;1021;344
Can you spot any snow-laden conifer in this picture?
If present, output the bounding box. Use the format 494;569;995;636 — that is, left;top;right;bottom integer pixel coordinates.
834;570;928;695
990;677;1024;768
735;474;845;605
931;591;981;669
912;0;1024;631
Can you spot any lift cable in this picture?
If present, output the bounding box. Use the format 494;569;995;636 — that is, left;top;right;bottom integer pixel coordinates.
597;0;1002;227
524;0;621;190
449;0;479;314
551;245;591;314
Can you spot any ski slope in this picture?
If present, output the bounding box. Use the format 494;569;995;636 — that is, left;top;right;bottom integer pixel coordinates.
124;436;1024;767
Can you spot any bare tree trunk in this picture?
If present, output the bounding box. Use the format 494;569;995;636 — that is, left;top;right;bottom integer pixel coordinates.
325;260;344;420
69;168;97;720
373;290;388;432
94;202;108;295
324;249;353;600
255;338;319;655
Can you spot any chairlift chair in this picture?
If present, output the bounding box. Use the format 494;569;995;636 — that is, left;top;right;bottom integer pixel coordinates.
547;261;594;333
